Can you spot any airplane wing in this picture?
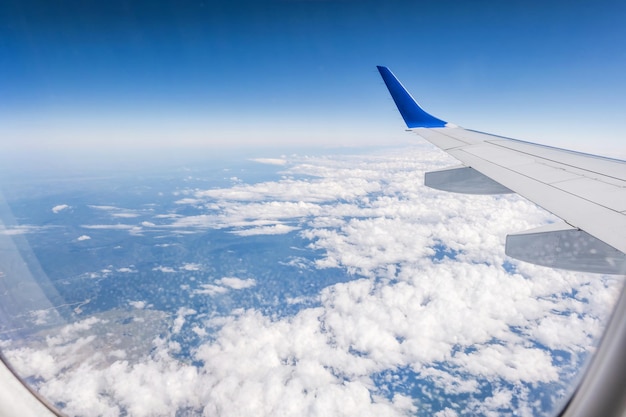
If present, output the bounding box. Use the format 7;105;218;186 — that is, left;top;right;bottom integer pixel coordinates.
377;66;626;274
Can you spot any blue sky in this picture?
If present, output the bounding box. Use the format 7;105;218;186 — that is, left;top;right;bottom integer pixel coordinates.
2;0;625;154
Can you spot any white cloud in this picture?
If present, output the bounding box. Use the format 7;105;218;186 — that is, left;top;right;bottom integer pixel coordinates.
88;205;119;211
77;235;91;241
52;204;70;213
129;301;147;309
172;308;196;334
232;224;299;236
0;225;46;235
154;214;182;219
195;177;381;203
111;213;140;218
174;198;200;205
250;158;287;166
152;266;176;273
192;326;207;337
193;284;229;296
216;277;257;290
167;215;220;229
193;277;257;296
82;224;135;230
30;309;53;326
180;263;201;271
88;205;147;220
3;146;622;417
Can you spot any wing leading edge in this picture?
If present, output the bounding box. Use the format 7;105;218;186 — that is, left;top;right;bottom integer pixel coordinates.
377;66;626;275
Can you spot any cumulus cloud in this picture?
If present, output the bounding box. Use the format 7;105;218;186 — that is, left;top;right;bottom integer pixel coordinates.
195;177;380;203
3;145;622;417
193;284;230;296
231;224;299;236
172;308;196;334
52;204;70;213
192;277;257;296
152;266;176;273
216;277;256;290
77;235;91;241
180;263;201;271
129;301;147;309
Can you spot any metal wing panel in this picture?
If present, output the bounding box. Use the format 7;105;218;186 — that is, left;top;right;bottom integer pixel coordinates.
424;126;626;182
417;127;485;147
511;162;582;184
460;144;537;167
553;178;626;212
487;139;626;181
421;129;626;254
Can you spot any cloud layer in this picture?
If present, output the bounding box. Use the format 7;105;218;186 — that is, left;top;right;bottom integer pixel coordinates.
3;145;622;417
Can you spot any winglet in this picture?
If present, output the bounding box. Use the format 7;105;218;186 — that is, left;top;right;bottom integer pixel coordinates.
377;66;447;128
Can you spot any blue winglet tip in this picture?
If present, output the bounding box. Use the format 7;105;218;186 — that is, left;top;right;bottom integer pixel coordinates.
377;66;447;128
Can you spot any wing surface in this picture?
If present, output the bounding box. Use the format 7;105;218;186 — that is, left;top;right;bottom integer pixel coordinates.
377;66;626;274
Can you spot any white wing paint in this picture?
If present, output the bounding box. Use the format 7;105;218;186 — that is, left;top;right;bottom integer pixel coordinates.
377;66;626;274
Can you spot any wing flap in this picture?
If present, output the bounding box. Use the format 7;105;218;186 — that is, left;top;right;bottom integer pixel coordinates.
506;222;626;274
424;166;513;194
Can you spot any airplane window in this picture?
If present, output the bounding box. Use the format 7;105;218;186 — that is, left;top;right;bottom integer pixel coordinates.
1;146;624;416
1;1;625;417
